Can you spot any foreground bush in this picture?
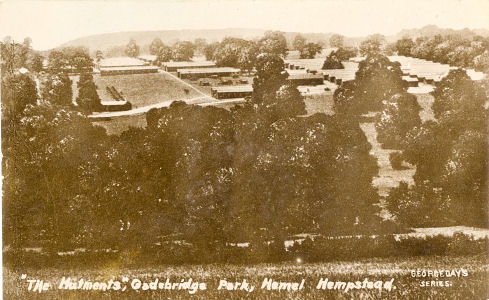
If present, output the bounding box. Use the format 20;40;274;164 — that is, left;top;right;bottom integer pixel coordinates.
389;152;405;170
4;233;487;269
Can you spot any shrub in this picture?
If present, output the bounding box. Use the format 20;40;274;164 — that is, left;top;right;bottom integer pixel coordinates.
448;232;488;255
390;151;405;170
322;51;344;69
4;233;487;267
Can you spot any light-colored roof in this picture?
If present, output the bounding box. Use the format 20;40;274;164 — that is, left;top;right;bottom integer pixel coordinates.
466;69;487;81
288;73;323;80
138;55;157;61
100;57;146;67
211;85;253;93
349;55;486;81
100;66;158;71
163;61;216;68
101;100;128;106
402;76;418;82
178;67;240;74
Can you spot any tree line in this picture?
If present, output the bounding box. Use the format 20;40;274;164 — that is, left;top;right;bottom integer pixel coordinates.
390;34;489;72
3;36;385;254
128;31;324;68
2;34;487;258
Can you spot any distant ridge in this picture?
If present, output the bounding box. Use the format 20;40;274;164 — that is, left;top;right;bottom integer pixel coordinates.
395;25;489;40
58;28;359;52
58;25;489;52
60;28;269;51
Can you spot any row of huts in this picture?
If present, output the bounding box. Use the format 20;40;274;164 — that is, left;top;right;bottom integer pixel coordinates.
99;57;159;76
285;55;487;89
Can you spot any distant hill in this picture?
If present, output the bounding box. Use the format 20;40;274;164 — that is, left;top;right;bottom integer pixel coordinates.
58;25;489;54
394;25;489;40
60;28;268;51
59;28;354;53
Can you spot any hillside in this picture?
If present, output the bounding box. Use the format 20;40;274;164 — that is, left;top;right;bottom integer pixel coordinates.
60;28;268;51
395;25;489;40
59;28;347;53
61;28;268;51
58;25;489;53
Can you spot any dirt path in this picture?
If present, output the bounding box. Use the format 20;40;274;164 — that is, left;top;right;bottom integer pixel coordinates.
158;69;214;99
88;96;244;119
69;75;79;106
88;69;250;119
359;122;416;198
87;69;228;119
359;121;416;219
33;75;41;98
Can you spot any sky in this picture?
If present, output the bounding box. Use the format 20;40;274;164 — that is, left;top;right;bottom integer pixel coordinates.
0;0;489;50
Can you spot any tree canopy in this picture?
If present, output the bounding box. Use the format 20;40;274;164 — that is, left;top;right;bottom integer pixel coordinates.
125;39;140;58
258;31;288;58
387;69;488;228
329;34;345;48
334;53;405;115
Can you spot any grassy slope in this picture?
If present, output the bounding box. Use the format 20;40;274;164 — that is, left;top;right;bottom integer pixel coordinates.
93;72;201;108
91;72;202;134
4;255;487;299
304;93;335;116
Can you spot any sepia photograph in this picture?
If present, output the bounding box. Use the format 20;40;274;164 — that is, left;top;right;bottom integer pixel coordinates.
1;0;488;298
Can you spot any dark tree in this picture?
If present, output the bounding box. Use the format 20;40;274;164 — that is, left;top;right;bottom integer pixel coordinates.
2;100;108;250
474;50;489;73
432;69;487;125
203;42;219;61
193;38;207;56
376;92;422;149
334;47;357;60
293;34;306;51
387;69;488;228
359;34;385;56
251;53;305;121
125;39;140;58
76;73;101;112
1;73;38;119
334;53;405;115
214;37;250;67
1;39;37;74
299;42;322;59
329;34;345;48
258;31;288;58
322;51;344;69
95;50;104;64
26;52;44;73
394;37;415;56
149;38;165;55
41;74;73;106
47;50;69;73
238;42;259;74
155;45;174;63
66;47;94;73
172;41;195;61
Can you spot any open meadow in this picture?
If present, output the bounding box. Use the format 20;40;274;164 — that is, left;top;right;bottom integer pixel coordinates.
304;93;335;116
180;74;254;96
93;72;202;108
4;255;488;299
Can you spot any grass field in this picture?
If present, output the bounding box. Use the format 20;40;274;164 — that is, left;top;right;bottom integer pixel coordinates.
304;93;335;116
414;93;435;122
181;74;254;96
4;255;487;299
360;122;416;197
93;72;201;108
